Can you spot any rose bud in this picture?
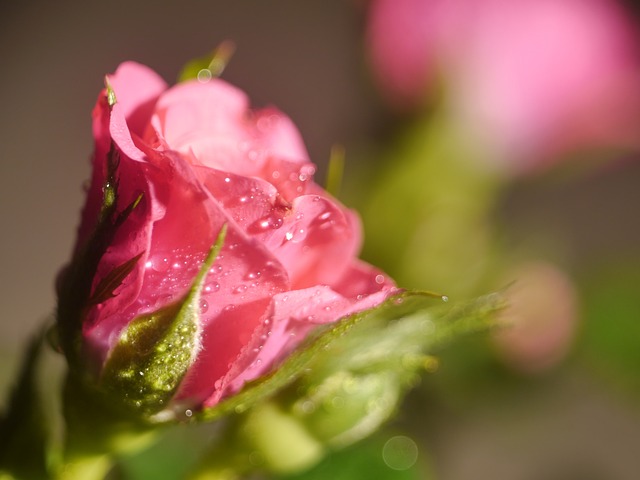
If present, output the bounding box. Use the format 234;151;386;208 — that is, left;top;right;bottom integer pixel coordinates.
56;62;396;418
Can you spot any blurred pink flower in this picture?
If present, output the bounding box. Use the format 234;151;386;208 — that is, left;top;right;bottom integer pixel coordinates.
492;261;579;373
367;0;640;172
60;62;395;410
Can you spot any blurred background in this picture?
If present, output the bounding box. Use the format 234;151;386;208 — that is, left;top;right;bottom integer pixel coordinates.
1;0;640;479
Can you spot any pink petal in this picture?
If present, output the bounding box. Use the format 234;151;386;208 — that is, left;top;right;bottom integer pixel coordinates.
218;280;397;403
260;195;360;289
148;79;258;174
107;62;168;138
252;107;310;164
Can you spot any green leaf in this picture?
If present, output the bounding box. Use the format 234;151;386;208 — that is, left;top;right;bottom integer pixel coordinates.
178;41;236;83
193;292;504;425
100;225;227;416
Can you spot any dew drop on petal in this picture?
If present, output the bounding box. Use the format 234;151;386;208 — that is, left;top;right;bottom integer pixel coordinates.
200;299;209;313
233;284;248;294
245;270;261;280
153;257;170;272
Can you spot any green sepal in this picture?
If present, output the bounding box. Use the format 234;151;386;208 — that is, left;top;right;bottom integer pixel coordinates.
193;291;504;425
56;142;140;370
104;76;117;107
88;253;143;307
178;41;236;83
186;292;503;478
287;292;504;448
100;225;227;417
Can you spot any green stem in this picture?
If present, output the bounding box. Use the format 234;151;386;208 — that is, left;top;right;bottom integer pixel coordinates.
189;402;325;479
55;454;111;480
241;402;325;474
361;114;504;298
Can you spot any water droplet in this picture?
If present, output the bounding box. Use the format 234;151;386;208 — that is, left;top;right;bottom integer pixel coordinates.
375;274;385;284
185;409;193;417
223;304;236;313
272;170;280;179
249;213;284;234
382;436;419;471
300;400;316;414
200;299;209;313
233;284;248;294
197;69;212;83
245;270;261;280
144;260;153;269
224;177;231;183
441;295;449;302
284;228;306;243
153;257;170;272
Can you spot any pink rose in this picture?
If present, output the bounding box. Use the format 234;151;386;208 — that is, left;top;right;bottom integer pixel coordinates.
59;62;395;411
367;0;640;172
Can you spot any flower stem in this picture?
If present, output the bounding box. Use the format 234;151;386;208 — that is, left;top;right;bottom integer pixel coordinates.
55;454;111;480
